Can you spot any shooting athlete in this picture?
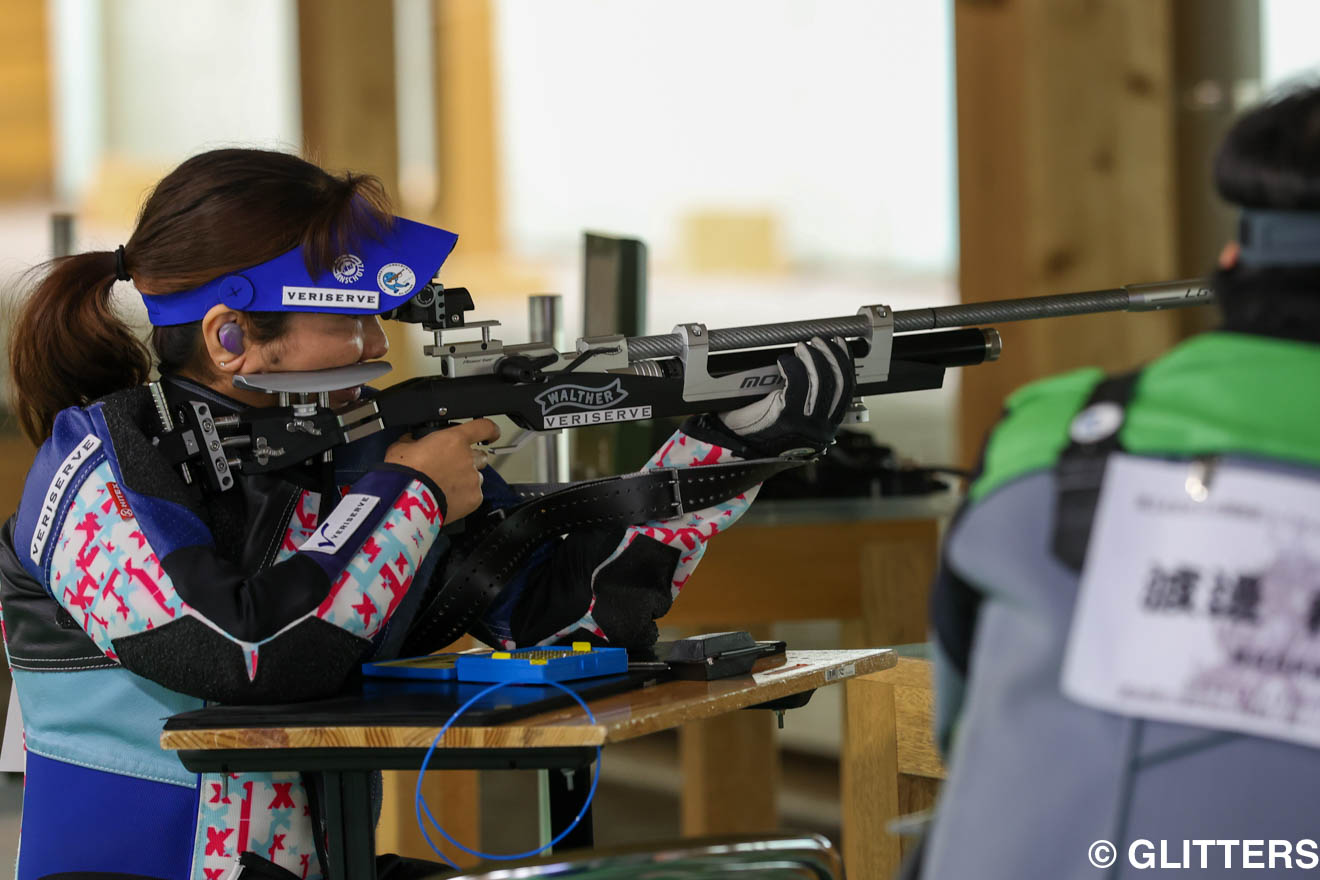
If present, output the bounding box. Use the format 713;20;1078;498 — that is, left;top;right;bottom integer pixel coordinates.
915;86;1320;878
0;149;853;879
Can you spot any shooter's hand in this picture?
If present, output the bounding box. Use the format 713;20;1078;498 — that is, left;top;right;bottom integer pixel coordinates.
687;336;855;458
385;418;500;520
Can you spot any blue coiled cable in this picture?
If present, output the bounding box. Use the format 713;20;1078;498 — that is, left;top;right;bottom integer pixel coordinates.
413;679;603;867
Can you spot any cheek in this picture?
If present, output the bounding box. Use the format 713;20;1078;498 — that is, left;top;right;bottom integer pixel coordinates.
276;328;365;370
324;337;365;369
339;331;366;362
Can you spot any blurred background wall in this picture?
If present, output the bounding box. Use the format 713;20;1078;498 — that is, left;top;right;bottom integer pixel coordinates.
4;0;1317;468
0;0;1317;865
1;0;962;472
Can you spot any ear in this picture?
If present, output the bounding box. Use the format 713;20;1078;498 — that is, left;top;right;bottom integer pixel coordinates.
1218;240;1240;270
199;304;249;374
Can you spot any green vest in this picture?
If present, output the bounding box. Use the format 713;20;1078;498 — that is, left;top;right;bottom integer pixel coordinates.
972;331;1320;503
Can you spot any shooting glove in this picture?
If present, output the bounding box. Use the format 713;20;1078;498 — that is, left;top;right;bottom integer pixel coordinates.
474;337;855;649
684;335;856;459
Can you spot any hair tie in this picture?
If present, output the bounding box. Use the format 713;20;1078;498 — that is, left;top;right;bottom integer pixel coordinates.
114;245;131;282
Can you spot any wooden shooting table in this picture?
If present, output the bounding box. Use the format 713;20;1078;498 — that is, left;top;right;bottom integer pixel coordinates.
161;648;895;880
664;492;956;864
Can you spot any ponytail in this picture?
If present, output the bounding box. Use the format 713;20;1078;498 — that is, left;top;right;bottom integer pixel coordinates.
9;251;152;443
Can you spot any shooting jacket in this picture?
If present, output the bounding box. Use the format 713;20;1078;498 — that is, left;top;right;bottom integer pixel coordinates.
0;375;759;880
920;331;1320;879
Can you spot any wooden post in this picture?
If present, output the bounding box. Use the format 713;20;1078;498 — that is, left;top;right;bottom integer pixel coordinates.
297;0;400;197
663;519;942;630
679;709;781;836
857;535;939;649
842;660;945;877
842;674;901;877
678;620;779;837
297;0;431;375
377;770;481;868
0;0;50;740
1171;0;1260;336
0;0;53;197
954;0;1184;465
431;0;502;255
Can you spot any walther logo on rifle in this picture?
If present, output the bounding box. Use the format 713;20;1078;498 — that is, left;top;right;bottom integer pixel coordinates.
536;379;629;414
536;379;652;428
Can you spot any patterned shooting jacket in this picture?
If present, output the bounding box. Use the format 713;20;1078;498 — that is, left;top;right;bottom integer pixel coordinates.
0;375;757;879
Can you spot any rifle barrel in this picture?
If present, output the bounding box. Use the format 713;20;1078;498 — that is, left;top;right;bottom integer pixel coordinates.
624;279;1213;362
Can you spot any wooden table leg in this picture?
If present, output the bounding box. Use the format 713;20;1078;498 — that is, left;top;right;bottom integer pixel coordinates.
377;769;481;867
679;710;780;835
842;674;901;878
898;775;941;862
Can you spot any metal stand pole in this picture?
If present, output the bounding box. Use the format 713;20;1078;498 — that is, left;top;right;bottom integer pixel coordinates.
528;295;569;483
51;213;75;258
546;763;595;853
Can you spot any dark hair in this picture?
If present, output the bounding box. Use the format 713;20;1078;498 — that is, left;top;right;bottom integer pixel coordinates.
1212;83;1320;342
8;149;392;443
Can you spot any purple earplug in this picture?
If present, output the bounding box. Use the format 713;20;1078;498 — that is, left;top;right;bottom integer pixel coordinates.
218;322;245;355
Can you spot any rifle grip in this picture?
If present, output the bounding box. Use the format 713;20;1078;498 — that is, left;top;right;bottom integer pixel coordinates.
410;419;455;439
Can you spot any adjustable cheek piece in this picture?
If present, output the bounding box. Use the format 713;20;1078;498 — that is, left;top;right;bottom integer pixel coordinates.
148;361;396;494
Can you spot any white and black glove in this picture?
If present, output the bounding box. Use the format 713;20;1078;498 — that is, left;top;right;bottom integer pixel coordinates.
682;336;856;458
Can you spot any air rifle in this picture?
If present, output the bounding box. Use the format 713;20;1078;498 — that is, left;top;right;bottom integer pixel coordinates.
150;278;1215;493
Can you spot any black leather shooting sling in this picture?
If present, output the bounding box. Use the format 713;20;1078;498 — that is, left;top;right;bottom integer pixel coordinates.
400;456;805;653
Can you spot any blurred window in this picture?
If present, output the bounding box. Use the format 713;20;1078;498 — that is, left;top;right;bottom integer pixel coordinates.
492;0;956;273
1262;0;1320;89
50;0;301;203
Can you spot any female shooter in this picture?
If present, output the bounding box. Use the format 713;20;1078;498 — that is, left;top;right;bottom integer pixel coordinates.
0;149;853;880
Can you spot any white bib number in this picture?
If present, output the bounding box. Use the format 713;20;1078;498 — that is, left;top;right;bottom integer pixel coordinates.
1062;454;1320;748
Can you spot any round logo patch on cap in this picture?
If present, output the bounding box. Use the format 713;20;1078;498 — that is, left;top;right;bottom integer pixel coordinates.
1069;402;1125;444
332;254;365;284
378;262;416;297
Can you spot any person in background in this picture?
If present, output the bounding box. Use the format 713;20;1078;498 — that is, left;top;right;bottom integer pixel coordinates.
913;86;1320;878
0;148;854;880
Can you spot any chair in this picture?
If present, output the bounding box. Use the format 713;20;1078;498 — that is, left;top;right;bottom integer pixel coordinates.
441;833;843;879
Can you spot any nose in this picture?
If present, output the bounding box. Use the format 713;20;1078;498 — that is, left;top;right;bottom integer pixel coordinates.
363;316;390;361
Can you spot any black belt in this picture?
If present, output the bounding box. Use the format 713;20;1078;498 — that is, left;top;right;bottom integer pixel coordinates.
400;457;803;653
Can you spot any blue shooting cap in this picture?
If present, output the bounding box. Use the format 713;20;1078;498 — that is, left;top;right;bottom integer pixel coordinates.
141;216;459;326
